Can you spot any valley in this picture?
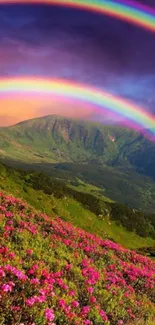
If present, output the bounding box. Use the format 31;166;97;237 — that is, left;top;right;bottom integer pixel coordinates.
1;115;155;212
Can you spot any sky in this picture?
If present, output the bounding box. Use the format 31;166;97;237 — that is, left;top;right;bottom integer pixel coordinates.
0;1;155;126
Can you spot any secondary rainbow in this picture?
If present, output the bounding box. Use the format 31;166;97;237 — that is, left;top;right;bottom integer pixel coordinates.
1;0;155;33
0;77;154;133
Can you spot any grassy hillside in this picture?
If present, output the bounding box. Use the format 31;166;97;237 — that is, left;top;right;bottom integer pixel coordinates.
1;191;155;324
0;162;155;250
0;115;153;169
2;158;155;212
1;115;155;212
0;115;122;163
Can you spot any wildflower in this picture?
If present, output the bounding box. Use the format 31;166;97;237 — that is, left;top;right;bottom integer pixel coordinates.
90;296;96;303
84;321;91;325
58;299;66;309
30;278;40;285
87;286;94;294
26;297;36;307
72;300;79;308
81;306;90;315
11;306;21;311
68;290;75;296
26;249;33;255
65;264;73;270
45;308;55;322
100;310;108;322
1;283;13;292
0;268;5;277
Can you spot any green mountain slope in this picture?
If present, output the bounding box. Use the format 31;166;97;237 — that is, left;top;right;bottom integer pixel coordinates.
0;114;147;165
2;158;155;212
0;161;155;250
1;115;155;211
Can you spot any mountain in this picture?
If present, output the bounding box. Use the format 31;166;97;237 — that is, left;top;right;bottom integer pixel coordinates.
1;115;155;211
1;190;155;325
0;114;146;164
0;115;155;176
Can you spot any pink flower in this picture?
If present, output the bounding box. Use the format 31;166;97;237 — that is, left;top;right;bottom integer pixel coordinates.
5;211;13;218
1;283;13;292
65;264;73;270
45;308;55;322
36;295;46;303
81;306;90;315
26;249;33;255
72;300;79;308
0;268;5;277
30;278;40;285
100;310;108;322
87;286;94;294
58;299;66;309
64;306;71;314
90;296;96;303
8;252;16;259
11;306;21;311
68;290;75;296
26;297;36;307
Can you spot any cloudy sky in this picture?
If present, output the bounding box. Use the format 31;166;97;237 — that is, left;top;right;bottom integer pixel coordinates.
0;1;155;125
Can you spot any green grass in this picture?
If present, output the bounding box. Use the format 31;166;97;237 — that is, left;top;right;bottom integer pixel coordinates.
68;178;113;203
54;197;155;249
1;115;155;213
0;162;154;250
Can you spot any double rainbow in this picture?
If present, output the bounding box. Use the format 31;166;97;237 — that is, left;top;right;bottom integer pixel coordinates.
1;0;155;33
0;78;154;136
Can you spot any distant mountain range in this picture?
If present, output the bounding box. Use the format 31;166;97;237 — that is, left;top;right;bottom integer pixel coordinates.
1;114;155;211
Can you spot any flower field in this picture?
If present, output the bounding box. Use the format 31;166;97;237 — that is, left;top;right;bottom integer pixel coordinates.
0;191;155;325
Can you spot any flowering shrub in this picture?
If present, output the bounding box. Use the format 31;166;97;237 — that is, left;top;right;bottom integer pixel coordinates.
0;191;155;324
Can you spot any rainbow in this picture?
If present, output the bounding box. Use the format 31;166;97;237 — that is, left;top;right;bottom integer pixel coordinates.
0;77;154;134
1;0;155;33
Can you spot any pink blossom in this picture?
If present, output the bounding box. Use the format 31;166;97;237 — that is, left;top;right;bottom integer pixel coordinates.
30;278;40;285
26;297;36;307
58;299;66;309
87;286;94;294
81;306;90;315
11;306;21;311
90;296;96;303
65;264;72;270
68;290;75;296
0;268;5;277
72;300;79;308
45;308;55;322
84;321;91;325
100;310;108;322
1;283;13;292
26;249;33;255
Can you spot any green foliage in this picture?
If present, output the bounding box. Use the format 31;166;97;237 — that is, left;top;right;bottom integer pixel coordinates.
0;161;155;251
1;115;155;213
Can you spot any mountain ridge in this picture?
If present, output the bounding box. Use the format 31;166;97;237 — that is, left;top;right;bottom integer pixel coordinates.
0;114;148;163
1;115;155;212
0;114;155;177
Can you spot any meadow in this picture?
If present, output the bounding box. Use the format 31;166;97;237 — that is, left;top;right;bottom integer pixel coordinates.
0;191;155;324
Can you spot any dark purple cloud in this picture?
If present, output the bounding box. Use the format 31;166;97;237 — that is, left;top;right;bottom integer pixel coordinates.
0;2;154;117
